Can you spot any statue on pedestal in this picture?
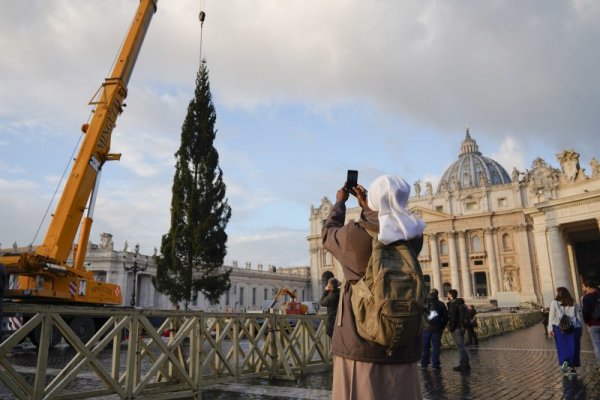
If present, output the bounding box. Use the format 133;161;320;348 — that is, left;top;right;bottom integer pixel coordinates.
414;181;421;197
503;270;513;291
590;157;600;179
100;233;114;250
511;167;520;183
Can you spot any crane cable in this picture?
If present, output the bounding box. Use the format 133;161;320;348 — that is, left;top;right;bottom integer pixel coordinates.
29;132;85;249
199;7;206;66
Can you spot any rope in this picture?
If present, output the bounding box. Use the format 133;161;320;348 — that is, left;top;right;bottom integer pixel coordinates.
199;8;206;66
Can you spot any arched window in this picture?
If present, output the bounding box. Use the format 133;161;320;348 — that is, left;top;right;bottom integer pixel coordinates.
502;233;512;250
471;236;482;252
440;239;448;255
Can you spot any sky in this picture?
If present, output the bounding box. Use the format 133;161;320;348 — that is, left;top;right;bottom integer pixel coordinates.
1;0;599;268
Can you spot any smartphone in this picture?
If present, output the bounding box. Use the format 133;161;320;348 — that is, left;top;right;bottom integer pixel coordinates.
345;170;358;193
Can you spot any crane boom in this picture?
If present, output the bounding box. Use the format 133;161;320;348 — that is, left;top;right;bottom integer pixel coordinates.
37;0;158;265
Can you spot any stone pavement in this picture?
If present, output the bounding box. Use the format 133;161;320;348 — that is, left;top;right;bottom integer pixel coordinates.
203;322;600;399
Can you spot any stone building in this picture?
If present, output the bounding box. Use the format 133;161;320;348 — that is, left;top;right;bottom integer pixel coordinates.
2;234;312;312
84;238;312;312
309;129;600;306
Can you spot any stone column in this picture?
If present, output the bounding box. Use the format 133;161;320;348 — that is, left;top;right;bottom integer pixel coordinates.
147;276;156;308
532;227;554;306
448;232;461;292
429;233;442;291
485;228;499;297
514;225;537;303
309;244;320;302
546;226;573;294
458;231;473;298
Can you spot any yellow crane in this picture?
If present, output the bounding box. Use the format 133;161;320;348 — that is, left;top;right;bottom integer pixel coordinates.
0;0;158;346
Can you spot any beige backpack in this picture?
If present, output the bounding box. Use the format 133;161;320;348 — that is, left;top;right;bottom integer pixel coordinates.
350;231;426;356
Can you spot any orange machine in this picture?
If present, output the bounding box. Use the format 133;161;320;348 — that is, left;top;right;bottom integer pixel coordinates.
0;0;158;346
269;288;308;315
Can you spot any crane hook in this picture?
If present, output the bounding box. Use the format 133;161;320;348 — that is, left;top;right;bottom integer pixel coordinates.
199;11;206;26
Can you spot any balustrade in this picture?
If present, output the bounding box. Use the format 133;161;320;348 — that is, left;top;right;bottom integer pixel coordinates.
0;303;329;399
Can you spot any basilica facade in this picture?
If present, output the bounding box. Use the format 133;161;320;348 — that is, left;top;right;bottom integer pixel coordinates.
309;130;600;307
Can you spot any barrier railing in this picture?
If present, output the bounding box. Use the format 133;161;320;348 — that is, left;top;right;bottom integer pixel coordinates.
0;303;330;400
440;311;542;348
0;303;541;399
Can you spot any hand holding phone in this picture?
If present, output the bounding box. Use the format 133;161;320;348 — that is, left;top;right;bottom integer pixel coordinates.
345;170;358;193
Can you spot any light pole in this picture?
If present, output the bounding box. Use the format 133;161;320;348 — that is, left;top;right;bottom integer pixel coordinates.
122;243;148;307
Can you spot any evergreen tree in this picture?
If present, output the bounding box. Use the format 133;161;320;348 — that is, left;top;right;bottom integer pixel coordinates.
153;62;231;308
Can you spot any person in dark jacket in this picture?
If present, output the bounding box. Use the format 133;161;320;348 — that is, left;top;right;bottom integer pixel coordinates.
465;304;479;346
421;288;448;370
581;279;600;372
0;263;6;323
320;277;340;338
541;307;550;337
447;289;471;372
322;175;426;400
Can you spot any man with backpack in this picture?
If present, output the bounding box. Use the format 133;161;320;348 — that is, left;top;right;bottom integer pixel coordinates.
322;175;426;400
421;288;448;370
447;289;471;372
581;279;600;373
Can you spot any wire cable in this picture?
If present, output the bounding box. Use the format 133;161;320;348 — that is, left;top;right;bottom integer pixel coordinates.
199;9;206;66
29;125;87;248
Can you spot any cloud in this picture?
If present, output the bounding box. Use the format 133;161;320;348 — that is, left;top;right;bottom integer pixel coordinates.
0;178;49;247
201;1;599;151
224;228;309;267
491;136;528;172
91;179;173;255
2;0;599;268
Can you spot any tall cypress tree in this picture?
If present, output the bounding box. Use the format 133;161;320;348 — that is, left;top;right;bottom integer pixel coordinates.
153;62;231;308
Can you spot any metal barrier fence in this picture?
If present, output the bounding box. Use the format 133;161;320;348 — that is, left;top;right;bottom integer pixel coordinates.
0;303;331;400
440;310;543;348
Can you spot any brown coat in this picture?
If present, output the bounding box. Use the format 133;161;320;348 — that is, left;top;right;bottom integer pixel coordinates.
322;201;423;363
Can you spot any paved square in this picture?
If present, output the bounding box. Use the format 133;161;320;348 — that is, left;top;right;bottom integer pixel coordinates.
204;322;600;399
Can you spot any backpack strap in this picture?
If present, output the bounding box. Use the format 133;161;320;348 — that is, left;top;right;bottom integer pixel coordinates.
335;281;346;327
337;228;378;328
385;320;406;356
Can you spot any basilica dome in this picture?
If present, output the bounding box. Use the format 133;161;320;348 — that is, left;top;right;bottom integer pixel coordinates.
437;129;511;193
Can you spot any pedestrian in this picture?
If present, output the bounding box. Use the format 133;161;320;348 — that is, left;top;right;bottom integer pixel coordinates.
446;289;471;372
465;304;479;346
548;286;582;377
320;277;340;338
322;175;426;400
0;263;6;323
541;307;550;337
0;262;6;341
580;279;600;373
421;288;448;370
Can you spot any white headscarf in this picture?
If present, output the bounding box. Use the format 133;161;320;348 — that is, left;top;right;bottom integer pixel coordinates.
367;175;426;244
